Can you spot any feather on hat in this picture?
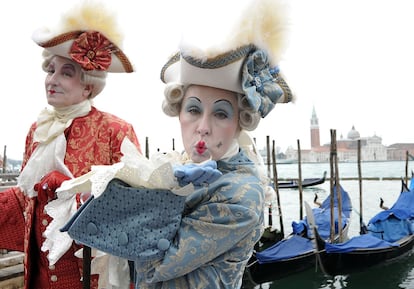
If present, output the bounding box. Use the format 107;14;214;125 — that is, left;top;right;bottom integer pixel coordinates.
32;1;133;73
181;0;288;66
160;0;293;117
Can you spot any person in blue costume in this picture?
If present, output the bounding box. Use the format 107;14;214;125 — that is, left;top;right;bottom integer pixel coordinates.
61;0;294;288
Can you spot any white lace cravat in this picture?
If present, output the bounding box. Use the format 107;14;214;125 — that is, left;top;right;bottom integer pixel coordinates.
17;100;92;197
34;99;92;144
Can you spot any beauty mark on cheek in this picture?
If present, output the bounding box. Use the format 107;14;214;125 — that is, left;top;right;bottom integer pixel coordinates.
217;142;223;148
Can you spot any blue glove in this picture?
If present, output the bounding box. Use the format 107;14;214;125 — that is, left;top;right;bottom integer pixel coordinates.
174;160;222;187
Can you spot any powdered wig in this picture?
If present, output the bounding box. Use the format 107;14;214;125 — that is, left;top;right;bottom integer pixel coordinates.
162;82;261;131
41;50;107;98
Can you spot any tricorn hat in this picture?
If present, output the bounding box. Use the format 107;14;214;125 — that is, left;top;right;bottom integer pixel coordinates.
160;0;294;118
32;1;133;73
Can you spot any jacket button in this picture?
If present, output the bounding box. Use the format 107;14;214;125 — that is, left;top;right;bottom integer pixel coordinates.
118;232;128;246
42;219;48;226
51;275;58;282
157;239;170;251
8;217;16;225
87;222;98;235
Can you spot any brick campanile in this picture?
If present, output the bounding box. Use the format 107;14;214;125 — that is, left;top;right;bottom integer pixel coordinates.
310;107;320;148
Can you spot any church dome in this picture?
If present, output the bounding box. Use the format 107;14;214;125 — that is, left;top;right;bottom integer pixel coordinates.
347;125;360;140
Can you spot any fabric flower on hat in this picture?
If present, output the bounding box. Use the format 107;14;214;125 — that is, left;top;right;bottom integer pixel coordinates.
70;31;113;71
241;49;284;118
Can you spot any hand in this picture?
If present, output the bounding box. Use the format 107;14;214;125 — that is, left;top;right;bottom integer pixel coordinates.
80;192;92;204
174;160;222;187
34;171;71;203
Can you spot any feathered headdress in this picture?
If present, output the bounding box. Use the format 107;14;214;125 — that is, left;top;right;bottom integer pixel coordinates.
160;0;293;118
32;1;133;73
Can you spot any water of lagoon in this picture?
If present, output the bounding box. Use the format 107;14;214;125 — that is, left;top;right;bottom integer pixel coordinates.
242;160;414;289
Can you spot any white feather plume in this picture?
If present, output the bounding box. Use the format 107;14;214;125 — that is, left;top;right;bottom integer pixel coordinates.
181;0;290;65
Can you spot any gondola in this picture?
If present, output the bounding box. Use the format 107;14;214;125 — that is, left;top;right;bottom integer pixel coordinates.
277;171;327;189
308;177;414;276
243;183;352;285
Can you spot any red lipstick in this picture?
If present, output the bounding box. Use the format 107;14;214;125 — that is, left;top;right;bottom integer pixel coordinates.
196;141;206;154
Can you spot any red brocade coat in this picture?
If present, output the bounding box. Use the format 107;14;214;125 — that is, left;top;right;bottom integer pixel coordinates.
0;107;141;289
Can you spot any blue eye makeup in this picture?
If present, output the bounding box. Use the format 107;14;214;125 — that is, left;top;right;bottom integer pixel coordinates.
213;100;235;119
182;96;235;120
183;97;203;114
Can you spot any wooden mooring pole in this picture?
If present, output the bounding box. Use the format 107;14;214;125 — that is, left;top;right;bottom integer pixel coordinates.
272;140;284;237
2;146;6;173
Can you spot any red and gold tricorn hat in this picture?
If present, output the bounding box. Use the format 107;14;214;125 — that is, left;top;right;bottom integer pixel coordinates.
32;1;133;73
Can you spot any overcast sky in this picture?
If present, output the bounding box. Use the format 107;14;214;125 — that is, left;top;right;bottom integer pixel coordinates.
1;0;413;160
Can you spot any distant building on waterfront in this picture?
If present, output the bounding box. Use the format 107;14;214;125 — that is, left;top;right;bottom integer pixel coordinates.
285;107;414;162
0;153;22;172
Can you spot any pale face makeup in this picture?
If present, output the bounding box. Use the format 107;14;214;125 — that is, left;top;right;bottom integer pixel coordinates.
44;56;91;108
179;85;240;163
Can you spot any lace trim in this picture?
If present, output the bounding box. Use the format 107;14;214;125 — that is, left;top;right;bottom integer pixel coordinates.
45;138;194;264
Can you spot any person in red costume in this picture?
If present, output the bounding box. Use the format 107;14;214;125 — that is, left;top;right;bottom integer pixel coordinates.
0;2;141;289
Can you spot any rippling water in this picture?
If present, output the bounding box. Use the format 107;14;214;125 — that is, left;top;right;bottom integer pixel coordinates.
242;160;414;289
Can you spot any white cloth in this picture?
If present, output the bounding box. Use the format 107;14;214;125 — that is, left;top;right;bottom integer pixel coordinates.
74;249;131;289
17;99;92;197
42;185;78;265
57;138;194;198
34;99;92;144
17;134;73;198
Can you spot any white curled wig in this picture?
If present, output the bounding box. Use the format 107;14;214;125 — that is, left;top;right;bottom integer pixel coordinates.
237;93;261;131
162;83;261;131
162;82;186;117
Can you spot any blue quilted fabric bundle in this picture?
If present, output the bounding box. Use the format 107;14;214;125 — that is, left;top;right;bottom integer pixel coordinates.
61;178;186;261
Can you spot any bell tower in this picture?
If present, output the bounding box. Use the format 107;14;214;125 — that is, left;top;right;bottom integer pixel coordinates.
310;107;320;148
